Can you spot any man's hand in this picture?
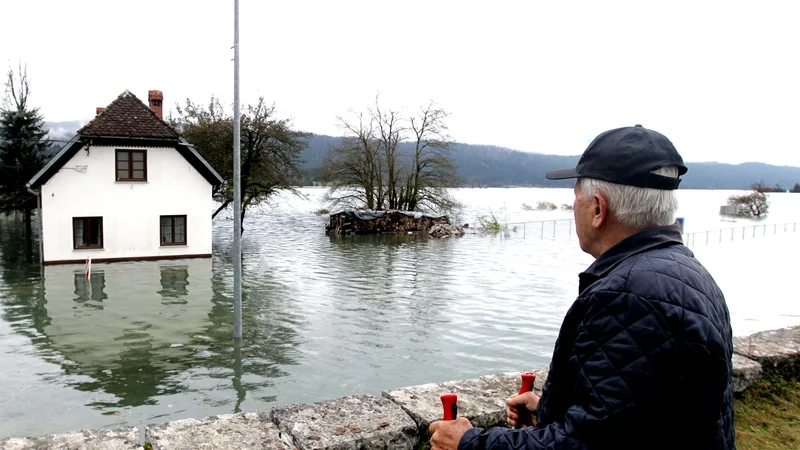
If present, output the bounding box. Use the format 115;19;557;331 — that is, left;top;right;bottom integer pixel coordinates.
506;391;540;428
429;417;473;450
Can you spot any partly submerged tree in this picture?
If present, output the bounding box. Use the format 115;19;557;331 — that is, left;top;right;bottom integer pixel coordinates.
322;96;460;215
171;96;309;235
727;190;769;218
0;64;50;241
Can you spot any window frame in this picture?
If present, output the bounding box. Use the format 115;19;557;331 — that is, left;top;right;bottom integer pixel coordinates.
115;149;148;182
72;217;104;250
160;215;187;246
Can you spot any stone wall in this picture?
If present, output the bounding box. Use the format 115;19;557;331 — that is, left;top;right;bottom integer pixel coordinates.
2;325;797;450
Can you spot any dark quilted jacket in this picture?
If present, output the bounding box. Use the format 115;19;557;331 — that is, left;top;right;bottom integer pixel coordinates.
459;225;735;450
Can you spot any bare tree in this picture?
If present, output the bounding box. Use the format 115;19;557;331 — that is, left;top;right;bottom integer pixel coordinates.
372;99;404;210
322;110;383;210
322;97;460;215
728;191;769;217
405;101;459;213
172;96;309;235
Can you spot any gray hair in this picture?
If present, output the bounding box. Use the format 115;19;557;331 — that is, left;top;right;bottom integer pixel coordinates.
579;166;680;229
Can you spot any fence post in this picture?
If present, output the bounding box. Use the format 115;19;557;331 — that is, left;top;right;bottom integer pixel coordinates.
742;227;745;240
719;229;722;244
706;231;709;245
753;226;756;237
553;220;556;238
541;221;544;239
523;222;526;239
764;225;767;235
774;224;777;234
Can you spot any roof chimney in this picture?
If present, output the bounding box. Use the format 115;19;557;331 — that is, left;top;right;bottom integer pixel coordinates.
148;90;163;119
96;107;105;115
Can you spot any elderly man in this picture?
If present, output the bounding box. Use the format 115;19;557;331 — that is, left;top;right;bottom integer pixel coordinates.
429;125;735;450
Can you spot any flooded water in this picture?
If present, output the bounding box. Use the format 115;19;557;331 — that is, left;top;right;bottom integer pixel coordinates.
1;187;799;439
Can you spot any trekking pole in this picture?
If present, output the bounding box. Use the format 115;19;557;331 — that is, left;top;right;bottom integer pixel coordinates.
514;372;537;428
441;393;458;420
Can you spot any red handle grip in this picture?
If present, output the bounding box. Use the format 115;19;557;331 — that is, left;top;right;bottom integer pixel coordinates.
514;372;537;429
441;393;458;420
518;372;536;395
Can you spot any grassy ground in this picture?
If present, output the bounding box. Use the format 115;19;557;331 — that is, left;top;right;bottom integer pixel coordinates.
734;369;800;449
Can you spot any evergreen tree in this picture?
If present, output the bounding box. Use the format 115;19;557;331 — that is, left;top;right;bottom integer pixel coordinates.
0;64;49;257
0;65;49;215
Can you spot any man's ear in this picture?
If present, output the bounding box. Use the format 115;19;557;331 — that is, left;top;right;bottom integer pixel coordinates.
592;193;608;229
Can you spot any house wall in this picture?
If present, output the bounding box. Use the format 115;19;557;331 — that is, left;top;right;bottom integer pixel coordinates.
40;145;214;263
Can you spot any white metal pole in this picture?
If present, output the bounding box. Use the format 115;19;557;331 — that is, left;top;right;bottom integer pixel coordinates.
232;0;243;340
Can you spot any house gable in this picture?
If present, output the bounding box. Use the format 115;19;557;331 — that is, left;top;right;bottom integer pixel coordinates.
38;143;215;264
78;90;179;139
28;90;223;188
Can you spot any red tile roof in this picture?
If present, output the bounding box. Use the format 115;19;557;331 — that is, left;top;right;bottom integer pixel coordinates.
78;90;179;139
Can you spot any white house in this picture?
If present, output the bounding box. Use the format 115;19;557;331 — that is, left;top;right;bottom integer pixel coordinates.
27;89;223;265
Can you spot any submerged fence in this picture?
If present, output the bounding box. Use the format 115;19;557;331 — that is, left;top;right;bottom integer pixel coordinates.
497;218;575;240
681;222;799;249
490;218;800;249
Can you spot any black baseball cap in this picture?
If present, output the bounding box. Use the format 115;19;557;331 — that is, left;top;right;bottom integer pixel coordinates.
545;124;688;190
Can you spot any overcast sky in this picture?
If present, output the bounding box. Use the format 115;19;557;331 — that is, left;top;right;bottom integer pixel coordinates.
2;1;798;165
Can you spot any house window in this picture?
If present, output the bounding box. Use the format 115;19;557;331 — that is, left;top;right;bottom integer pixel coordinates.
161;215;187;245
73;217;103;249
116;150;147;181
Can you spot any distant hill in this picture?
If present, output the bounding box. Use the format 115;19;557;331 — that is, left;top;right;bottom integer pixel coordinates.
43;121;85;156
302;135;800;190
45;120;85;142
44;122;800;190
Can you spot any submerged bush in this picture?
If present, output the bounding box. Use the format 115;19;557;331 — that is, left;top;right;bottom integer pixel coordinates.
479;213;502;232
536;201;558;211
727;191;769;218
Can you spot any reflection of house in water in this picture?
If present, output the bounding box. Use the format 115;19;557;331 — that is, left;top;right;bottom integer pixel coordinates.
157;266;190;304
73;271;108;307
40;259;213;407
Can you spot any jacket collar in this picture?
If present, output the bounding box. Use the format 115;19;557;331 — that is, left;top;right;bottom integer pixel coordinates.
578;224;684;294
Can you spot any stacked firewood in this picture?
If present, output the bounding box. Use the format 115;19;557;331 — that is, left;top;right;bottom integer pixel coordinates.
326;210;450;235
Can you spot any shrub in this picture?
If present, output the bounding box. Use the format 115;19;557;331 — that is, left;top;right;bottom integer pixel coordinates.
727;192;769;217
479;213;502;232
536;201;558;211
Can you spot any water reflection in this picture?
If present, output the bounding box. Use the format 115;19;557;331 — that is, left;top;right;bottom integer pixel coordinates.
73;272;108;307
157;266;189;303
326;233;453;342
37;260;214;407
190;255;301;405
0;217;302;419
